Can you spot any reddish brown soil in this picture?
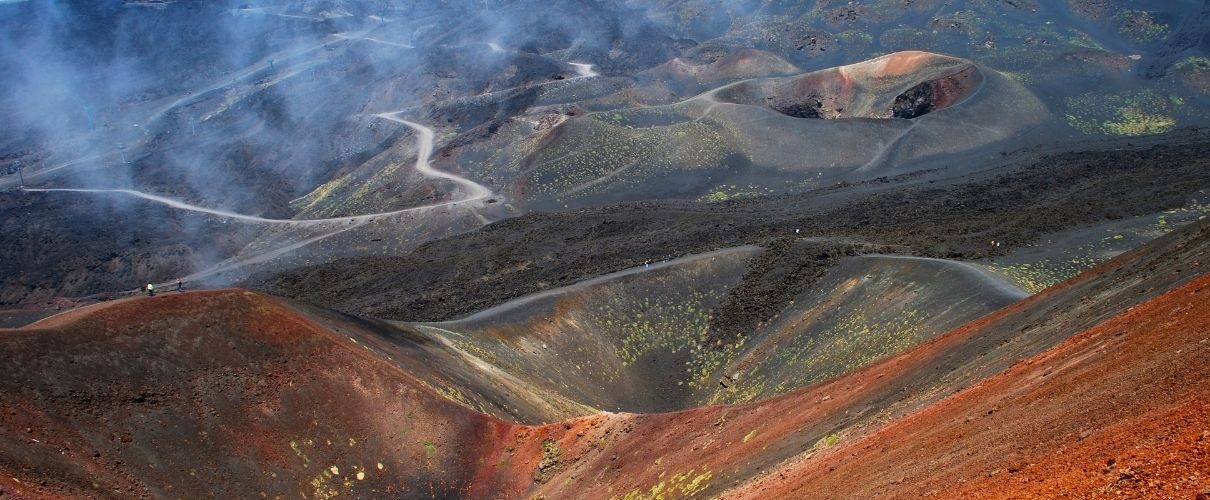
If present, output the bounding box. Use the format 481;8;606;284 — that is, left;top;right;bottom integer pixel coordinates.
511;221;1210;498
3;223;1209;499
922;66;980;110
952;400;1210;499
0;290;514;499
0;297;106;329
729;273;1210;499
872;51;945;77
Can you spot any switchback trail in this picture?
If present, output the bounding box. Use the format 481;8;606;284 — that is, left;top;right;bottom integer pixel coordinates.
371;112;494;203
21;118;493;225
22;116;495;286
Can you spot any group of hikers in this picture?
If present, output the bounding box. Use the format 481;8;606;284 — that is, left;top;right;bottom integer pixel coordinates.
144;279;184;297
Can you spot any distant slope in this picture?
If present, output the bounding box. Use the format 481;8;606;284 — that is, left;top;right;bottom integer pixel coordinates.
7;0;1210;305
255;130;1210;325
506;51;1046;209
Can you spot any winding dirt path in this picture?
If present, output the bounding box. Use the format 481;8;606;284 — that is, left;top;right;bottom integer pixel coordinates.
454;61;599;102
443;247;1026;327
855;121;920;172
371;112;493;203
863;254;1029;299
22;116;494;285
444;245;764;324
175;222;367;284
334;34;414;49
22;118;491;225
20;187;290;223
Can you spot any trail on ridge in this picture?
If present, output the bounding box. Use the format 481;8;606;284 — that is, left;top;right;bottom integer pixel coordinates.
22;118;492;225
21;116;494;286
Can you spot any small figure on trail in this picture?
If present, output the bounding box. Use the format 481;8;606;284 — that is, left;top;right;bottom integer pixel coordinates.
146;283;155;297
176;279;184;293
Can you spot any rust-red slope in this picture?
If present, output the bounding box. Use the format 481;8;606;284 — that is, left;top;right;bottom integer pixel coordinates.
3;220;1208;499
730;272;1210;499
488;222;1208;499
0;290;521;499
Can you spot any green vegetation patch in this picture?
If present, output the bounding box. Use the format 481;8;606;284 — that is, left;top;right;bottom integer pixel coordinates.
814;433;840;449
1174;56;1210;73
993;258;1098;294
879;27;949;53
1174;57;1210;94
715;306;926;404
525;115;731;201
742;428;759;443
701;183;780;203
534;439;561;482
1115;10;1169;44
1065;90;1182;137
588;289;744;389
837;30;874;57
613;468;713;500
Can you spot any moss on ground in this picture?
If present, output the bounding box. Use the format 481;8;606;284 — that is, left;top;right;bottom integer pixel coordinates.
1065;90;1183;137
1115;10;1169;44
525;116;731;201
535;439;561;482
715;305;927;404
613;468;713;500
589;289;743;389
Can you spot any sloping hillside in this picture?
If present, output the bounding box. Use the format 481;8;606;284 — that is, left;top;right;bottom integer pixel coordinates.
1;220;1206;498
0;290;507;498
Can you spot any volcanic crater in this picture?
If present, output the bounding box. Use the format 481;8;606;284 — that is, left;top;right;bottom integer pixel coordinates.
712;51;985;120
4;1;1210;498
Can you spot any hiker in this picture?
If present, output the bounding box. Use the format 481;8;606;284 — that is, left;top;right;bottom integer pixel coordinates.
176;279;184;292
146;283;155;297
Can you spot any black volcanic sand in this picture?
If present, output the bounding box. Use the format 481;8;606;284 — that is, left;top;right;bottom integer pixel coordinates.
0;192;261;304
254;129;1210;325
6;0;1210;310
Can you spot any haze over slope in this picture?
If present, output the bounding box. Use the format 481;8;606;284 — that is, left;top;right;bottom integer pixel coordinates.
2;2;1210;498
2;0;1209;303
